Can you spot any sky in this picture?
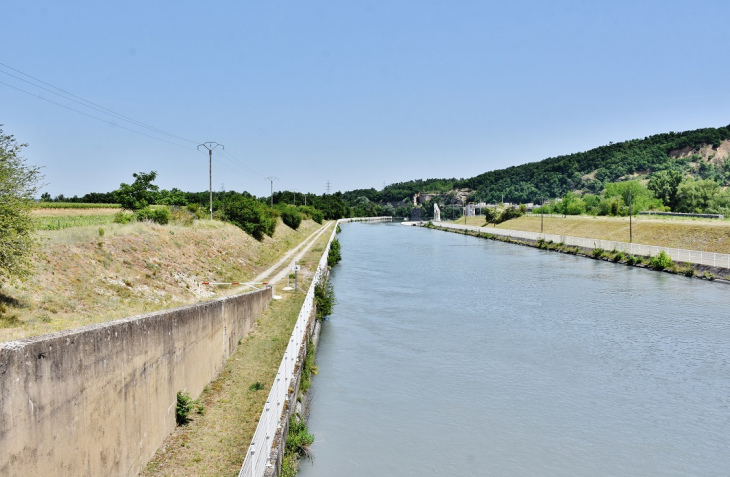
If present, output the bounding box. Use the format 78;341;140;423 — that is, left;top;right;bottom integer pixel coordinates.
2;0;730;198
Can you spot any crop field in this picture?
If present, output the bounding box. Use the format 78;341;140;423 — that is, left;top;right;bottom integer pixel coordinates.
34;215;116;230
32;202;120;209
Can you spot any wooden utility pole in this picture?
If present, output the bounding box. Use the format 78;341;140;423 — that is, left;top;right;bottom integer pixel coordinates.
629;189;633;243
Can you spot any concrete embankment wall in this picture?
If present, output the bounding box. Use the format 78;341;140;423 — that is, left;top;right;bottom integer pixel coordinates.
0;288;271;477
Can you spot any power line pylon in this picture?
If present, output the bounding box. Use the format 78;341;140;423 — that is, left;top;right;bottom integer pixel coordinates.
265;176;279;207
326;180;331;194
197;142;224;220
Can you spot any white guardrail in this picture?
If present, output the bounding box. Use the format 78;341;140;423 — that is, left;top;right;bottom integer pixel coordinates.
238;217;391;477
433;221;730;269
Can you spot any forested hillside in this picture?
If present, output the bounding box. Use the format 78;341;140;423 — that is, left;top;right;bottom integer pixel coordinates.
461;125;730;203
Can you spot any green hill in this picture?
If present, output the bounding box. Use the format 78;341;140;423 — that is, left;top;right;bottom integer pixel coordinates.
344;124;730;217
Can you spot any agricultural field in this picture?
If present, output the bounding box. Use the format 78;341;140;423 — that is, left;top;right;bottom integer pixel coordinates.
31;204;122;230
32;202;120;209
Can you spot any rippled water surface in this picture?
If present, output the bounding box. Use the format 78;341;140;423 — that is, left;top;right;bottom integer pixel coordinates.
298;222;730;476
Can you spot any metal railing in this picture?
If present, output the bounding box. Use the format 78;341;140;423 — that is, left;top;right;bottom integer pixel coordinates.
433;221;730;269
238;217;392;477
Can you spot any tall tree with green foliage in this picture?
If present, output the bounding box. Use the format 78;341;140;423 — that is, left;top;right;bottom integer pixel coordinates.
648;170;684;210
114;171;160;210
0;126;42;282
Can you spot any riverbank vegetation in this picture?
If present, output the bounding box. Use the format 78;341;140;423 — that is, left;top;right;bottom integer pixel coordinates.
429;224;728;282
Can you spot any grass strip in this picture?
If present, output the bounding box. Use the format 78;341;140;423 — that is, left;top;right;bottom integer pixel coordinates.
141;224;334;476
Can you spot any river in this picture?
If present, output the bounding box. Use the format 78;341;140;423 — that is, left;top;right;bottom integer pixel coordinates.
298;222;730;476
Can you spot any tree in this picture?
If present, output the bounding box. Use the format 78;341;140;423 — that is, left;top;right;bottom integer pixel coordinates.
0;126;42;282
114;171;160;210
675;178;720;213
648;170;684;210
222;195;276;240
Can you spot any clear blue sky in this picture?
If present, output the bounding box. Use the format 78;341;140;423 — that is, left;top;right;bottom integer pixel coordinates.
2;0;729;198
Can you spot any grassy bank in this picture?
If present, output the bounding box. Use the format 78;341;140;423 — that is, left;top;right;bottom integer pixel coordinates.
141;222;333;476
451;215;730;254
0;218;323;342
430;223;730;282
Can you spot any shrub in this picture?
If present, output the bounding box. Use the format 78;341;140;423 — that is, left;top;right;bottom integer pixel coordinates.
649;250;674;270
135;206;170;225
222;195;277;240
314;281;335;321
286;414;314;456
279;205;302;230
186;203;206;220
625;254;637;265
112;211;133;224
592;247;604;258
612;251;624;262
176;391;196;426
170;206;195;225
327;239;342;267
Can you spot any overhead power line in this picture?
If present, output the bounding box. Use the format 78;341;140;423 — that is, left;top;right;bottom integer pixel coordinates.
0;62;272;185
0;79;194;150
0;62;198;144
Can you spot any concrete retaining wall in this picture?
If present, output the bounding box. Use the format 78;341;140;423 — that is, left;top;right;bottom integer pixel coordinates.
0;287;271;477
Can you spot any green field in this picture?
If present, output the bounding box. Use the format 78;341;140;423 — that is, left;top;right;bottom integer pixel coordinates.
34;215;116;230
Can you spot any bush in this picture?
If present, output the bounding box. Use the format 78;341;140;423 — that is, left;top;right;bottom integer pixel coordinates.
222;195;276;240
279;205;302;230
286;414;314;456
625;254;637;265
327;239;342;267
170;206;195;225
649;250;674;270
314;281;336;321
135;206;170;225
112;211;133;224
186;203;206;220
176;391;199;426
612;251;624;262
592;247;604;258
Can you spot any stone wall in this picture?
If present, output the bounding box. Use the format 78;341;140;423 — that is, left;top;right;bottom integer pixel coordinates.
0;288;271;477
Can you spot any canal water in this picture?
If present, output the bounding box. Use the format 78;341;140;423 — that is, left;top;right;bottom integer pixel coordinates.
298;222;730;476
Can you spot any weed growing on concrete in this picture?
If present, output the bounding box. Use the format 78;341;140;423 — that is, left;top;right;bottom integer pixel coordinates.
299;340;318;394
625;254;637;265
285;414;314;457
612;251;624;262
592;247;604;258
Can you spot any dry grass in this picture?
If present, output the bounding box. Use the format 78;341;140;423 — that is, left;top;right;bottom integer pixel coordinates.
140;227;333;476
455;215;730;254
0;218;322;342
